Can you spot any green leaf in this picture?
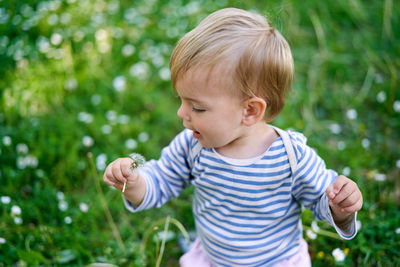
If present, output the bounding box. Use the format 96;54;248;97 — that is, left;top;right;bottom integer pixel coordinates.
17;250;45;264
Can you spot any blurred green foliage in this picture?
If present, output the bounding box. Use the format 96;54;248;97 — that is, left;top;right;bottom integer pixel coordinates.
0;0;399;266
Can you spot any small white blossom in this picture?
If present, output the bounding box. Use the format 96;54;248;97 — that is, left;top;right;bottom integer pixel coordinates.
332;248;345;262
159;67;171;81
82;136;94;147
16;143;29;154
306;229;317;240
64;78;78;91
106;110;117;122
1;196;11;204
79;203;89;213
57;191;64;200
113;76;126;92
91;94;101;105
96;153;107;171
311;221;320;232
2;136;11;146
342;166;351;176
78;112;94;124
362;138;370;149
396;159;400;168
11;205;21;216
376;91;386;103
95;29;108;41
118;114;130;124
14;217;23;225
346;109;357;120
338;141;346;151
394;101;400;113
395;228;400;234
50;33;63;45
329;123;341;134
64;216;72;224
101;124;112;134
125;139;138;150
0;237;6;244
374;173;386;182
130;62;150;80
122;44;135;56
58;200;68;211
138;132;149;143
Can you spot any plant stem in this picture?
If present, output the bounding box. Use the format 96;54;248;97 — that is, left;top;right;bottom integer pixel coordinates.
88;152;125;252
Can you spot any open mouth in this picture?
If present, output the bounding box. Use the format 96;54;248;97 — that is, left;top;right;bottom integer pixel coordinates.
193;131;201;139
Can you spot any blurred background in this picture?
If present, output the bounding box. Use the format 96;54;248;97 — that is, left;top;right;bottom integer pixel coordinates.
0;0;399;266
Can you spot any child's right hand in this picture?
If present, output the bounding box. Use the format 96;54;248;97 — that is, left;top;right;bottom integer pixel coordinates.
103;157;138;192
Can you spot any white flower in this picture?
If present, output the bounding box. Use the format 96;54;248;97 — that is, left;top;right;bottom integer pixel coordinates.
0;237;6;244
16;143;29;154
58;200;68;211
96;153;107;171
122;44;135;56
91;94;101;105
159;67;171;81
118;114;130;124
64;78;78;91
2;136;11;146
125;139;137;150
101;124;112;134
138;132;149;142
329;123;341;134
356;220;362;231
129;62;149;80
64;216;72;224
342;166;351;176
306;229;317;240
311;221;320;232
11;205;21;216
77;112;93;124
50;33;63;45
82;136;94;147
394;101;400;113
79;203;89;213
376;91;386;103
57;191;64;200
113;76;126;92
1;196;11;204
374;173;386;182
95;29;108;41
14;217;23;225
106;110;117;122
395;228;400;234
332;248;345;261
396;159;400;168
337;141;346;151
362;138;370;149
346;109;357;120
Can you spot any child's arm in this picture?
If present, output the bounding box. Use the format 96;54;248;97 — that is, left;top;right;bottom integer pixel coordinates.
325;175;363;224
103;157;146;207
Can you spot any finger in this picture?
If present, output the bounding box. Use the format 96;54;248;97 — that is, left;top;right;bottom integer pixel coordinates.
340;199;363;214
120;158;134;178
111;161;126;184
326;175;347;199
334;189;360;208
330;182;355;205
103;175;116;187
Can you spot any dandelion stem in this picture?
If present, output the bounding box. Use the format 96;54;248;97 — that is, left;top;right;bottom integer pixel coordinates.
303;225;341;240
155;215;170;267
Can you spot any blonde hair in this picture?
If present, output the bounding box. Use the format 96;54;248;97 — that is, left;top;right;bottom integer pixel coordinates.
170;8;294;121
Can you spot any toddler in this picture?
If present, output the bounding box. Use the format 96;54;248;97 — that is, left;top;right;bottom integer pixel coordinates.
103;8;363;267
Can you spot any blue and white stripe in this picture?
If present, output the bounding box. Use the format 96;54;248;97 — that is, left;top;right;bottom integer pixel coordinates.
124;127;357;266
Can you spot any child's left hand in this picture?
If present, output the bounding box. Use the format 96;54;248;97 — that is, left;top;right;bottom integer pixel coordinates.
325;175;363;223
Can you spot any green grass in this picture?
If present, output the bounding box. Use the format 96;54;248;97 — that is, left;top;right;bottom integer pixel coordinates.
1;0;399;266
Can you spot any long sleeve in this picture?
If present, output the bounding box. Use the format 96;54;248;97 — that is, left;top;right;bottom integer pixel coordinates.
124;129;195;212
289;131;357;239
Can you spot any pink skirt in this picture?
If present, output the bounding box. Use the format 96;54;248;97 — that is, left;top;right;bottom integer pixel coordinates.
179;238;311;267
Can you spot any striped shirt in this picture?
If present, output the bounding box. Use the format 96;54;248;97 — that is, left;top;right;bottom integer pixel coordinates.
125;127;357;266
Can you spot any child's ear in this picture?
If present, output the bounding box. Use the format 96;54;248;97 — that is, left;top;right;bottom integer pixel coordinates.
242;97;267;126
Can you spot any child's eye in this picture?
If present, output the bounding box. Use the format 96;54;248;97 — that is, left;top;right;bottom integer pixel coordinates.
192;107;206;113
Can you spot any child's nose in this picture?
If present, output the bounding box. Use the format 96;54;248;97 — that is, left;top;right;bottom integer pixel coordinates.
177;104;189;121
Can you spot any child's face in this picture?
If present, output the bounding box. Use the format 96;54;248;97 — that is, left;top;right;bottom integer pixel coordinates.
176;65;246;149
